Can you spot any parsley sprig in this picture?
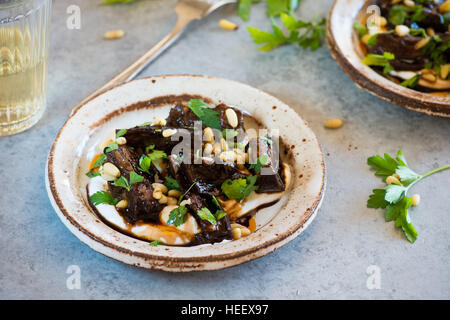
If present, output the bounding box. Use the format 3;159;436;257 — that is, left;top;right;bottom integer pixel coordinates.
367;150;450;243
113;172;144;191
248;13;326;51
362;52;395;74
90;190;119;206
221;175;259;201
188;99;222;130
238;0;301;22
86;154;106;178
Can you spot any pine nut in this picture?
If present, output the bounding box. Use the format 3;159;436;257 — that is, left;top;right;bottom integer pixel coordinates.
104;29;125;40
153;190;163;200
102;162;120;179
203;127;214;143
152;183;168;194
162;128;177;137
426;27;435;37
115;200;128;209
231;223;251;237
219;19;238;30
393;173;401;180
374;16;387;27
440;0;450;13
232;227;242;240
168;189;182;198
440;64;450;79
411;194;420;206
153;117;166;126
225;108;238;128
386;175;402;186
403;0;415;7
324;118;343;129
414;37;430;50
220;151;236;162
159;195;168;204
395;25;410;37
361;34;372;44
179;199;191;207
212;142;222;155
167;197;178;205
116;137;127;145
204;143;213;155
220;138;229;151
422;73;437;82
202;156;215;165
240;226;251;237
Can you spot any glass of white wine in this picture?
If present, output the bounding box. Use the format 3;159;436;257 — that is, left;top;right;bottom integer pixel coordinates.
0;0;51;136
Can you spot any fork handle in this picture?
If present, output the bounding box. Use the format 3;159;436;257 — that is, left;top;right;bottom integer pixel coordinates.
70;15;193;116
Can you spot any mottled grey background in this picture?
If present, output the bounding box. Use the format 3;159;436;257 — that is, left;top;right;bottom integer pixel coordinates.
1;0;449;299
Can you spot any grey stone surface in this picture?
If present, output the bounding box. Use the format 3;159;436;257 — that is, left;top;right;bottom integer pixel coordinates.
1;0;449;300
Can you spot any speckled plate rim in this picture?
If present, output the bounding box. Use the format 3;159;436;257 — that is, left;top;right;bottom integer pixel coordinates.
45;74;326;272
326;0;450;117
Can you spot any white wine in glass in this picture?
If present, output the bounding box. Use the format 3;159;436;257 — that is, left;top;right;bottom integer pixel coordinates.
0;0;51;136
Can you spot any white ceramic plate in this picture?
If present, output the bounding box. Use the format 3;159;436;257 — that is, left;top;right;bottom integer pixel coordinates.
327;0;450;117
46;75;325;272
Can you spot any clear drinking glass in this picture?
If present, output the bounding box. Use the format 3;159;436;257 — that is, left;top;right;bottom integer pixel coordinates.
0;0;51;136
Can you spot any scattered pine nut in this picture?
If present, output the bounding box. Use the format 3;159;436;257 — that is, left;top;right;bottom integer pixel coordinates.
101;162;121;181
219;19;238;31
440;64;450;79
439;0;450;13
159;195;168;204
115;200;128;210
204;143;213;155
116;137;127;145
179;199;191;207
361;34;372;45
324;118;343;129
167;197;178;205
153;117;166;126
386;175;402;186
422;73;437;83
152;183;168;194
414;37;430;50
403;0;415;7
232;227;242;240
411;194;420;206
426;27;435;37
162;128;177;137
225;108;239;128
168;189;182;198
203;127;214;143
374;16;387;27
153;190;163;200
395;25;410;37
104;29;125;40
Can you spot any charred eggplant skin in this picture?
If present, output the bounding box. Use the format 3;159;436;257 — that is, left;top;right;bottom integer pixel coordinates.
105;146;164;223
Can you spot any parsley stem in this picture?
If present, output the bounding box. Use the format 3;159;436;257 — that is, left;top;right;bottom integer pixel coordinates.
421;164;450;180
408;164;450;190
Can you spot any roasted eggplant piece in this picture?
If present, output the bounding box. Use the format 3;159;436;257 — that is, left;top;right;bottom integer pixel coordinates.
105;146;164;223
167;156;233;244
248;136;286;193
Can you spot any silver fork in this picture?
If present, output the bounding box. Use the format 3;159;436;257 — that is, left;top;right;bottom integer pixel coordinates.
72;0;236;113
